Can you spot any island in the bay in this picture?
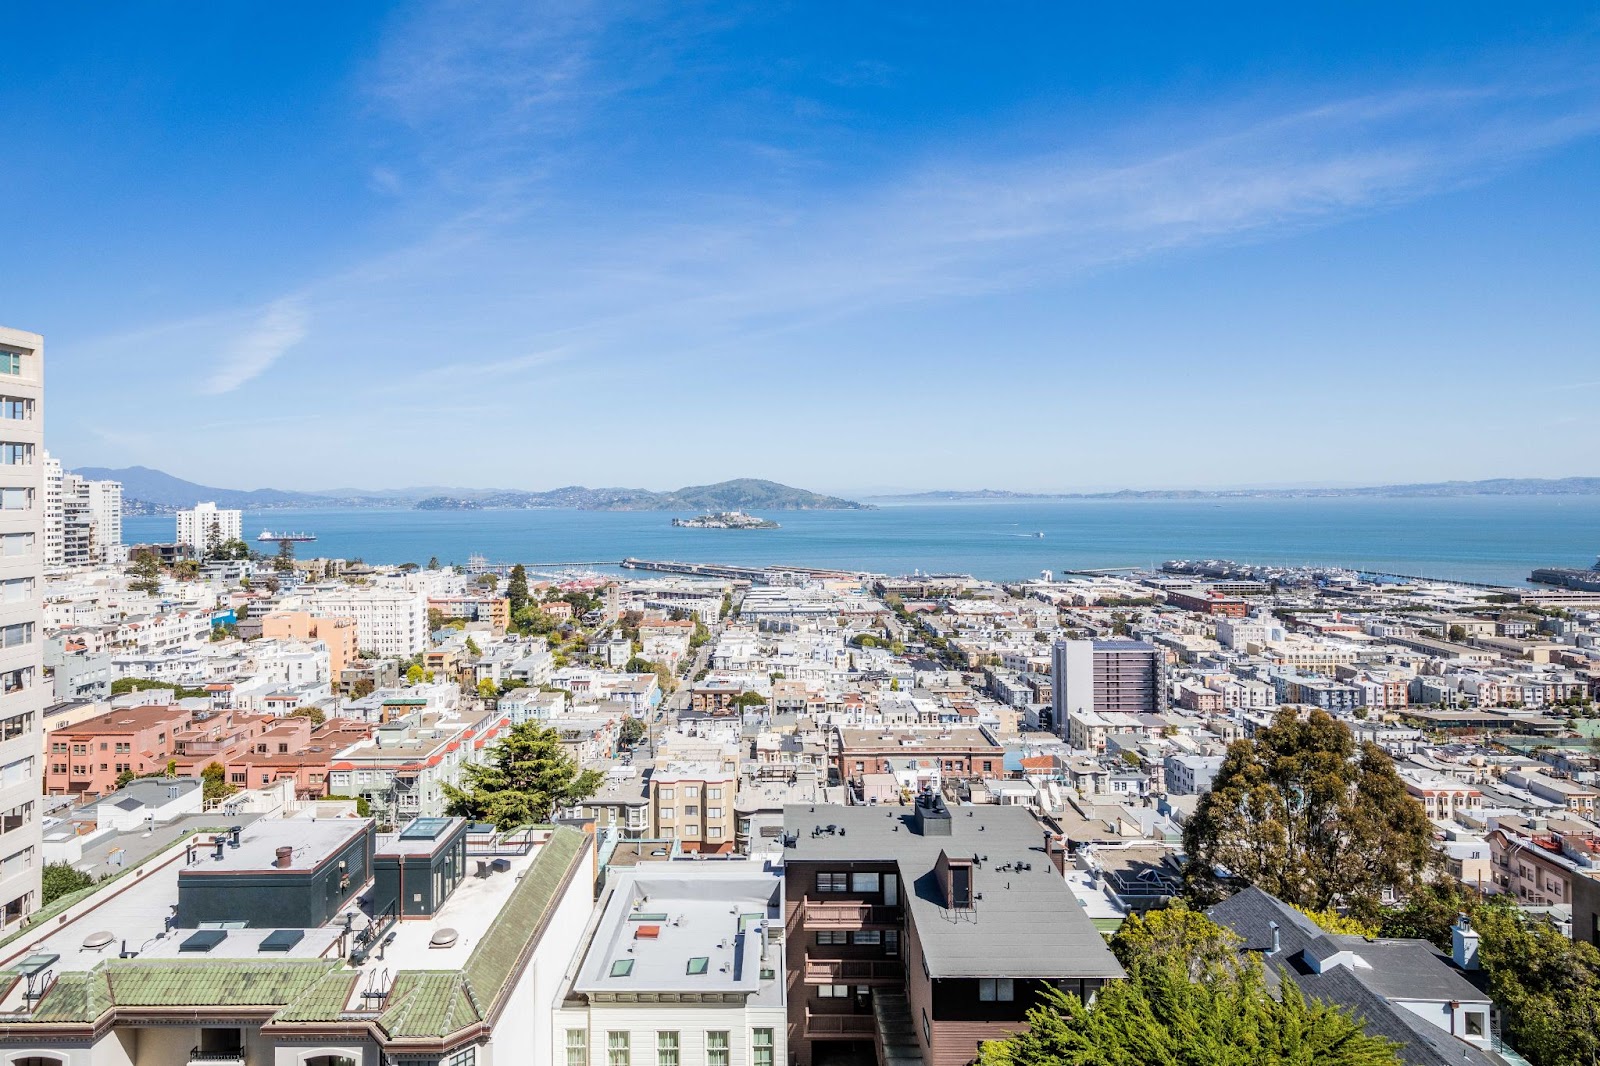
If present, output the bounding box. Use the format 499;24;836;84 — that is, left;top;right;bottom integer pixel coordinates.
671;510;779;529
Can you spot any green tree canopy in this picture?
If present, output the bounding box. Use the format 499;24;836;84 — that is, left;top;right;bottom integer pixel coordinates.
442;721;603;831
42;862;99;906
201;761;237;804
477;678;499;700
619;716;647;747
507;564;530;615
289;705;326;727
129;552;162;594
1182;708;1433;921
982;904;1400;1066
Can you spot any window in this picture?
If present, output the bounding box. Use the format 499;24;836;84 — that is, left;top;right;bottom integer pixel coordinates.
0;713;29;741
706;807;722;818
851;872;880;893
707;826;722;839
0;623;31;648
752;1029;773;1066
0;579;28;606
817;984;850;998
706;1032;729;1066
0;443;31;465
659;808;674;821
816;872;847;893
684;825;699;837
1465;1013;1485;1038
979;979;1014;1002
0;533;29;557
657;1032;679;1066
0;353;21;376
0;488;31;511
566;1033;587;1066
0;398;32;420
885;930;900;956
607;1032;630;1066
817;931;847;946
685;786;699;798
921;1009;930;1046
659;788;674;800
707;787;723;799
851;931;881;945
443;1050;476;1066
684;805;699;817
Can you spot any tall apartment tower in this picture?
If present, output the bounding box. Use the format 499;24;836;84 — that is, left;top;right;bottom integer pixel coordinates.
1050;638;1167;736
40;452;123;567
0;327;45;924
175;501;242;557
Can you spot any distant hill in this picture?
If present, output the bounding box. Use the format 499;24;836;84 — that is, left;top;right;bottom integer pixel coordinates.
416;478;867;511
872;477;1600;501
74;467;866;513
72;466;347;511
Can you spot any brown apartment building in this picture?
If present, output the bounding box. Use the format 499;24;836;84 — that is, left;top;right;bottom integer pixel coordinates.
835;728;1004;787
781;799;1122;1066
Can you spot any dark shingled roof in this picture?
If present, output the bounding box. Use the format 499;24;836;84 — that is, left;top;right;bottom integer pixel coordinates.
1208;888;1500;1066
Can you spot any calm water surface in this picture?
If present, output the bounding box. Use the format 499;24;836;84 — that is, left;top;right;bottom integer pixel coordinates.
124;497;1600;585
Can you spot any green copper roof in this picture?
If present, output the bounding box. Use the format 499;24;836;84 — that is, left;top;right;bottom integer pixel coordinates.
27;960;336;1023
274;967;359;1022
462;824;586;1002
377;971;481;1039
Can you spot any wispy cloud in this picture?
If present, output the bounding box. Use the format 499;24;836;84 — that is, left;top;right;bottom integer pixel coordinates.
202;298;309;395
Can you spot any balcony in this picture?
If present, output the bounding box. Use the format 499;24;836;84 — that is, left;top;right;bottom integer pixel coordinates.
802;900;901;929
804;1010;876;1038
188;1049;244;1066
805;958;903;984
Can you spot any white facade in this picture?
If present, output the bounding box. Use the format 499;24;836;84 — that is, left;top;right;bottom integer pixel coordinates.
85;477;123;563
303;584;429;656
175;501;242;556
0;326;44;926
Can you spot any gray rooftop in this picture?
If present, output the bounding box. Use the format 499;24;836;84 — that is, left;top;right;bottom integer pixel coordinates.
181;818;369;874
571;867;784;1000
782;803;1123;981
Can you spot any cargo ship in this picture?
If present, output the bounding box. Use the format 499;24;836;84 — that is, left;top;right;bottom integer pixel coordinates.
1530;556;1600;592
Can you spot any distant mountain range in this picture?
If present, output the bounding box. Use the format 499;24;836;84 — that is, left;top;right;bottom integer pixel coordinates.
71;467;867;513
870;477;1600;501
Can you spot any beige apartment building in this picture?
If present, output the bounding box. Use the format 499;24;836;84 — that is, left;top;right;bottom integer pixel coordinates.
0;327;43;927
651;759;738;854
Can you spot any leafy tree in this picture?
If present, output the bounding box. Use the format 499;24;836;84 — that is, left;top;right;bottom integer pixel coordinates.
42;862;99;906
428;607;449;631
475;572;499;591
273;538;295;573
427;556;441;570
619;716;647;747
1473;902;1600;1066
465;636;482;657
213;538;252;561
1293;903;1380;937
1448;624;1467;642
289;705;326;727
1182;708;1434;921
507;564;530;615
201;762;237;805
982;904;1400;1066
442;721;603;830
111;677;209;700
477;678;499;700
129;551;162;594
731;690;768;710
625;656;655;674
514;605;556;634
405;663;425;685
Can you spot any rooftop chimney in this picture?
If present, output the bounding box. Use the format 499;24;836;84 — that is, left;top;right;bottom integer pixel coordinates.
1452;913;1480;971
275;846;294;869
1268;921;1280;956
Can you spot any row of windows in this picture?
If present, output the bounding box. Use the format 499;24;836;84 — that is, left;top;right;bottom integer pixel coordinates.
815;929;896;949
816;871;881;893
574;1030;769;1066
658;786;723;800
658;807;723;819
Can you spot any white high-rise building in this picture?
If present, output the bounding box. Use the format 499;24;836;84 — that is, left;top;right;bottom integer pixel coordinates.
85;477;123;564
41;452;123;567
175;501;242;557
302;585;429;657
0;326;45;925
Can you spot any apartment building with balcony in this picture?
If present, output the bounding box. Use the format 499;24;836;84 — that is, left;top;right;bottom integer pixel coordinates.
1049;640;1165;739
0;327;44;927
325;706;508;827
781;799;1122;1066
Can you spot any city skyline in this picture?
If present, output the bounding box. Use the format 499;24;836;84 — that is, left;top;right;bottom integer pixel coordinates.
4;4;1599;492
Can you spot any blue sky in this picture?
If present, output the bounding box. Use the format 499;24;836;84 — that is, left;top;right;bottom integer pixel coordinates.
3;3;1599;495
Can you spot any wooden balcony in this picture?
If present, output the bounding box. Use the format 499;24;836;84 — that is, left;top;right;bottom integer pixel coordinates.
805;958;903;984
804;1010;876;1038
801;900;902;930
